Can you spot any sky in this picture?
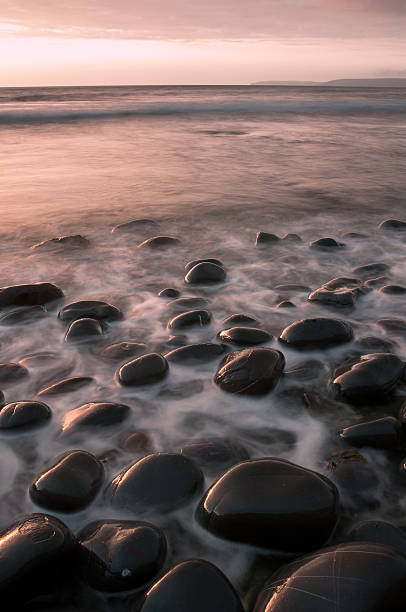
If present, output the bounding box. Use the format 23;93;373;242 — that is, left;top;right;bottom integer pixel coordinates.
1;0;405;86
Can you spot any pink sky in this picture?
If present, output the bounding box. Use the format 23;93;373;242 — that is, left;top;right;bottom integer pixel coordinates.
1;0;405;85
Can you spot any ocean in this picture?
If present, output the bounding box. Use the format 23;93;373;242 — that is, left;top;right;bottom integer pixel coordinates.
0;85;406;608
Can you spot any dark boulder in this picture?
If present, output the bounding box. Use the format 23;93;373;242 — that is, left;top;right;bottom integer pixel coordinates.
185;258;223;272
100;341;147;361
310;237;345;249
165;343;227;364
64;317;104;343
168;309;211;329
352;262;390;278
279;317;353;349
158;288;180;298
106;452;204;514
0;363;29;384
60;402;130;438
254;542;406;612
139;559;244;612
116;353;168;386
339;416;402;450
30;450;104;512
32;235;89;250
37;376;93;397
0;513;75;607
185;262;226;284
255;232;280;245
196;458;339;553
58;300;122;322
180;438;250;476
0;401;51;430
214;347;285;395
218;327;272;346
0;305;47;325
77;520;166;592
331;353;404;403
138;236;180;249
379;219;406;231
112;219;158;234
0;282;63;309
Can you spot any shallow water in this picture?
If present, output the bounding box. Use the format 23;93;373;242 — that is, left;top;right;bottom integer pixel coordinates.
0;85;406;605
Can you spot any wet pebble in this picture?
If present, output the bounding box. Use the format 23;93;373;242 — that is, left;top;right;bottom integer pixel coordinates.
59;299;122;322
60;402;131;438
223;313;258;325
100;341;147;361
0;305;47;325
379;218;406;231
166;296;209;313
179;438;250;475
168;309;211;329
158;287;180;298
0;363;29;384
0;282;64;308
344;520;406;557
279;317;353;349
352;262;390;278
185;262;226;284
77;519;166;592
214;347;285;395
308;276;366;307
37;376;94;397
377;317;406;335
310;237;345;249
116;353;168;386
275;300;295;308
379;284;406;295
138;236;180;249
196;458;339;553
0;401;51;430
185;258;223;272
218;326;272;346
106;452;204;514
326;450;380;509
165;342;227;364
339;416;402;450
112;218;158;234
121;431;153;454
64;317;104;343
255;231;280;245
32;234;89;250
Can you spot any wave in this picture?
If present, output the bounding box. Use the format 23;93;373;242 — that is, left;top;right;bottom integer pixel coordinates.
1;99;406;124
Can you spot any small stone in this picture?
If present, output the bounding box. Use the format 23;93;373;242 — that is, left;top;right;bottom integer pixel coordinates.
32;235;89;250
185;262;226;284
274;284;310;292
364;276;388;288
279;317;353;349
77;520;166;592
180;439;250;475
377;318;406;334
117;353;168;386
223;313;258;325
282;233;302;242
339;416;402;449
379;219;406;231
218;327;272;346
0;363;29;385
185;258;223;273
353;336;396;354
214;347;285;396
0;306;47;325
106;452;204;514
100;341;147;361
158;288;180;298
165;343;227;364
344;520;406;557
379;285;406;295
276;300;295;309
0;401;51;430
58;300;122;322
352;262;390;278
37;376;93;397
326;450;380;509
138;236;180;249
310;237;345;249
168;309;211;329
30;450;104;512
166;297;209;313
60;402;131;437
308;277;367;307
64;317;104;343
121;431;153;454
255;232;280;245
0;282;63;309
112;219;158;234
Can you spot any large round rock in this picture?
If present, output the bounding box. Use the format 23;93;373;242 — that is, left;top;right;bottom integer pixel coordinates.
279;317;353;349
140;559;244;612
77;520;166;592
117;353;169;386
254;542;406;612
331;353;404;403
106;452;204;514
0;401;51;430
30;450;104;512
214;348;285;395
185;262;226;284
0;513;75;607
196;458;339;553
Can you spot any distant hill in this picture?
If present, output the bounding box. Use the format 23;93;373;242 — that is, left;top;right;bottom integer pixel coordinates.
251;78;406;87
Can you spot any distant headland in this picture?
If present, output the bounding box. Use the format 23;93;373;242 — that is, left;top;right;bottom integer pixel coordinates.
251;78;406;87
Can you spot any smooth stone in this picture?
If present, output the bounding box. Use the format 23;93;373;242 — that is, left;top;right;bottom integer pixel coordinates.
37;376;93;397
180;438;250;475
121;431;153;454
0;401;51;430
140;559;244;612
18;352;61;369
58;300;122;322
214;347;285;396
377;318;406;334
196;458;339;553
138;236;180;249
276;300;295;309
218;327;272;346
166;297;209;313
308;277;366;307
184;258;224;273
168;309;211;329
379;218;406;231
185;262;226;284
310;237;345;249
255;231;281;245
285;359;326;382
0;513;75;607
0;305;47;325
165;334;188;347
77;520;166;593
32;235;89;250
112;219;157;234
303;392;349;419
274;284;310;292
364;275;388;288
352;262;390;278
345;520;406;557
331;353;404;403
0;363;29;384
107;452;204;514
165;343;227;364
0;282;64;308
117;353;168;386
60;402;131;437
353;336;396;354
223;313;258;325
379;284;406;295
343;231;368;239
100;341;147;361
30;450;104;512
158;288;180;298
282;233;302;242
326;450;380;508
64;317;104;343
254;542;406;612
279;317;353;349
339;416;402;449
